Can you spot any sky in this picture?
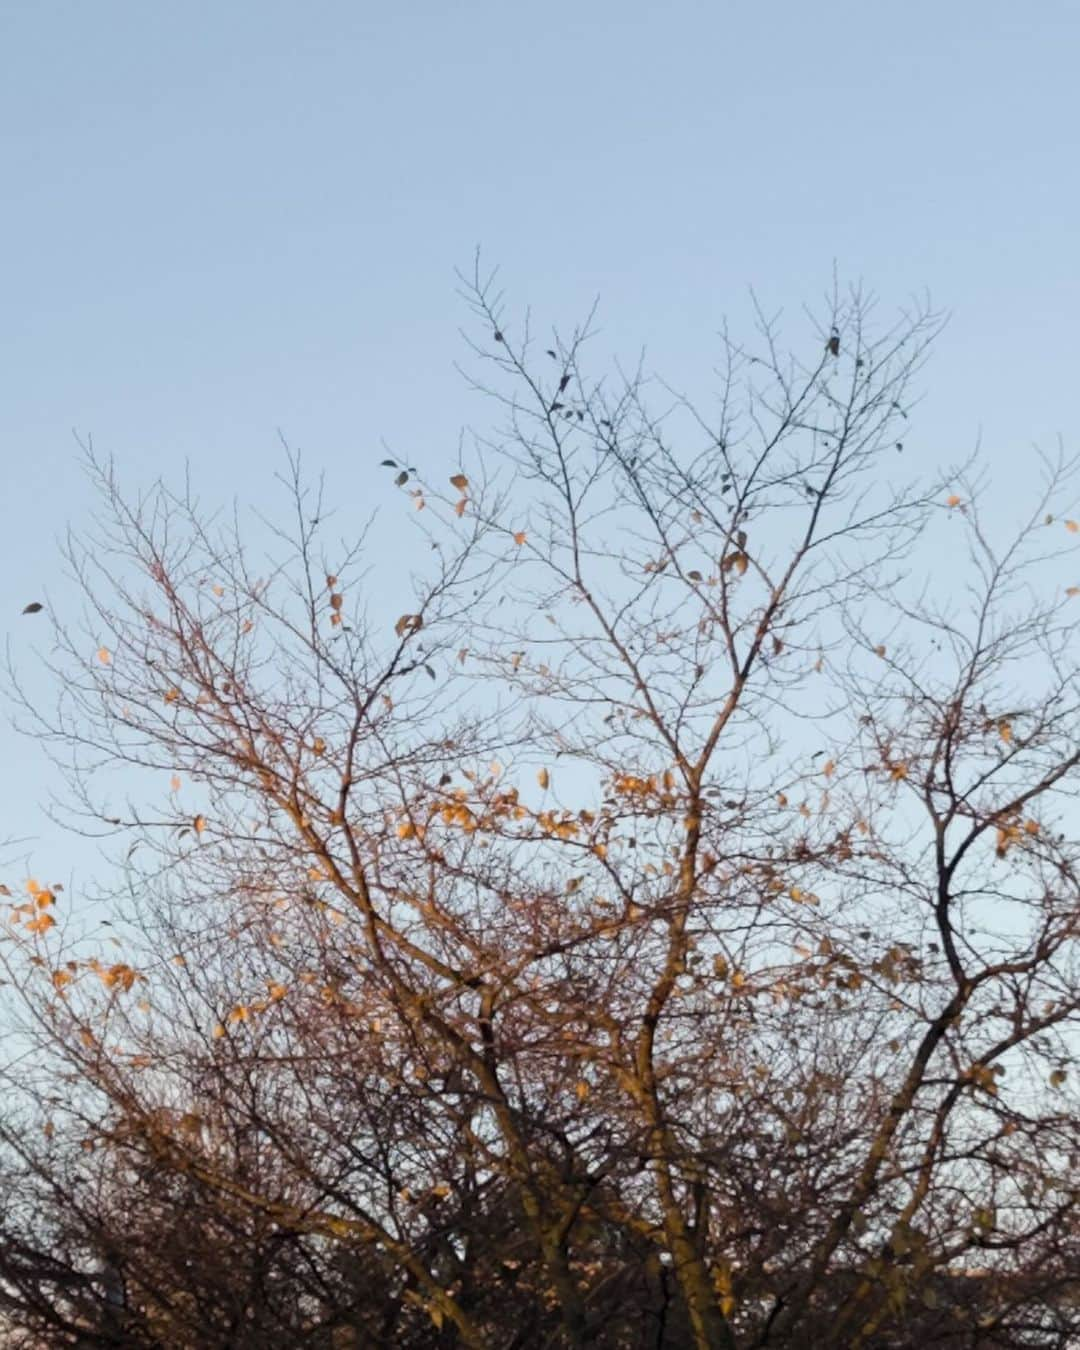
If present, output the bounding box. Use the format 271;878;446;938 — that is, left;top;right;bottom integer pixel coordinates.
2;0;1079;883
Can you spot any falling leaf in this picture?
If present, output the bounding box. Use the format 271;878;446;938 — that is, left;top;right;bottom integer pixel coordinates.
449;473;469;492
513;531;527;546
193;814;206;836
97;647;111;665
21;602;43;615
946;494;962;508
537;767;550;790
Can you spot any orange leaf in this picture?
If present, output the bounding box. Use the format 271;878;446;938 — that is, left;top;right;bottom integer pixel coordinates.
170;774;181;792
822;759;835;778
454;497;467;517
1066;520;1079;533
946;494;962;507
998;721;1012;744
25;912;56;935
513;530;527;546
537;767;550;790
449;473;469;492
97;647;111;665
193;814;206;835
1066;587;1080;598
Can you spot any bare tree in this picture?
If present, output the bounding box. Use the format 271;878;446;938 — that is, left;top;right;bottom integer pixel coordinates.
2;269;1078;1348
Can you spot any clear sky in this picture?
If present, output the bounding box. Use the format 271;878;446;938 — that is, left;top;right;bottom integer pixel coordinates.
2;0;1078;878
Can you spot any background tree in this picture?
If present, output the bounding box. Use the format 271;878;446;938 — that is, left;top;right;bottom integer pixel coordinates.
2;271;1078;1347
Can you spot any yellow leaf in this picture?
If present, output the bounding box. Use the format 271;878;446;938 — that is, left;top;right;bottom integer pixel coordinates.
513;530;527;546
97;647;111;665
25;912;56;935
537;767;550;790
397;821;417;840
212;1023;226;1039
449;473;469;492
228;1005;250;1025
889;762;908;781
946;493;962;507
575;1079;589;1102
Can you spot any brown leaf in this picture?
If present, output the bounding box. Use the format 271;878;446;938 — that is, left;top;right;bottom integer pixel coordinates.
449;473;469;492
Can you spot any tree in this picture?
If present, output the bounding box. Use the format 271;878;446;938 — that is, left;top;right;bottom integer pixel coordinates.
2;269;1078;1348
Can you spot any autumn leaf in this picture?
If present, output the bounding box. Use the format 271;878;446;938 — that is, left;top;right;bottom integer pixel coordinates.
874;645;886;658
998;721;1012;744
25;913;56;935
822;759;835;778
97;647;111;665
454;498;467;517
394;613;422;638
1066;586;1080;597
537;767;550;790
330;593;343;611
513;531;527;546
170;774;181;792
449;473;469;492
396;821;417;840
575;1079;589;1102
193;814;206;836
1066;520;1079;533
326;574;338;588
946;494;962;507
889;762;908;781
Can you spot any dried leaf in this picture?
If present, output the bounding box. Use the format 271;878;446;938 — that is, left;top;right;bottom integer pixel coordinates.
193;814;206;836
513;531;527;546
97;647;111;665
537;767;550;790
946;494;962;507
449;473;469;492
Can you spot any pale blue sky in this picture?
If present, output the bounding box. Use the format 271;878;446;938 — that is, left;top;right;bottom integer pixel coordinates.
2;1;1078;875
